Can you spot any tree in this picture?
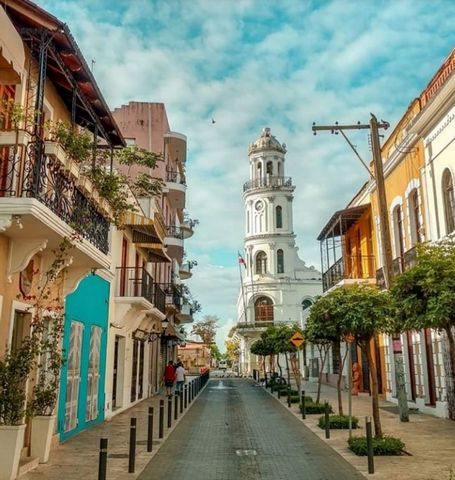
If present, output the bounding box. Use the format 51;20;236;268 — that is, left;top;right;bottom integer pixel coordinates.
191;315;218;345
334;285;391;437
210;343;222;363
250;339;270;379
304;294;338;405
390;240;455;420
225;340;240;368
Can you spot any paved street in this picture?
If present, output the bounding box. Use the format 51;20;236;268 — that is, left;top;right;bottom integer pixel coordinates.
138;379;364;480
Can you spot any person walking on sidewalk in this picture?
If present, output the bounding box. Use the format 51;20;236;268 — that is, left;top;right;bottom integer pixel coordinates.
175;362;186;394
164;360;176;397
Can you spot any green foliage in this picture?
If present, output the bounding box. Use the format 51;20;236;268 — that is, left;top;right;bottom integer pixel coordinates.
191;315;218;345
0;99;29;129
390;241;455;334
210;343;222;361
180;283;201;314
225;340;240;366
348;436;405;456
301;401;333;414
318;414;358;429
115;145;163;169
47;120;92;163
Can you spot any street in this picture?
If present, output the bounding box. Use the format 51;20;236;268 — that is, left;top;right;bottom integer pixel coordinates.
138;379;364;480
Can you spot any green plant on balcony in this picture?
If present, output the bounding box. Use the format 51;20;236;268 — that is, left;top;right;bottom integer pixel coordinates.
46;120;92;164
181;283;202;314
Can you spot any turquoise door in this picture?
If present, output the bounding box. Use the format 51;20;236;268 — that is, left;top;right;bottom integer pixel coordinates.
58;274;110;442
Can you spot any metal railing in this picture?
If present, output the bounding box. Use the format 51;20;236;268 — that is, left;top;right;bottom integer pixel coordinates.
236;321;275;329
166;169;186;185
116;267;166;313
243;176;292;192
0;137;109;253
165;225;184;239
322;255;376;292
159;283;182;309
376;246;418;289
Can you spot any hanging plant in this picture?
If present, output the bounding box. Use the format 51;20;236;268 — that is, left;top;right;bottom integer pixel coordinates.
46;120;92;164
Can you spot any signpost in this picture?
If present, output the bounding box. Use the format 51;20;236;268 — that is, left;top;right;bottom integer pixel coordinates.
290;332;304;348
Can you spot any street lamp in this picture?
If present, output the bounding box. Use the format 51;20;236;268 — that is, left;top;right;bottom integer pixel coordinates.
161;318;169;331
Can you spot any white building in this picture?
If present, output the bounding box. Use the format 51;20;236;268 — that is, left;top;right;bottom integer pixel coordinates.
235;128;321;375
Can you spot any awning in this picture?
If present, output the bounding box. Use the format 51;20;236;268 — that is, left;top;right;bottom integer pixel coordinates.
135;242;172;263
317;204;370;241
0;6;25;84
163;321;185;341
123;211;162;242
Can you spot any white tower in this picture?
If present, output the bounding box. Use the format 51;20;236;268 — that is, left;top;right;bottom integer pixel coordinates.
236;128;322;375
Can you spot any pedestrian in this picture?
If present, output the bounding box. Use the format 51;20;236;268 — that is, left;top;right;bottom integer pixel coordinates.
164;360;176;397
175;362;186;394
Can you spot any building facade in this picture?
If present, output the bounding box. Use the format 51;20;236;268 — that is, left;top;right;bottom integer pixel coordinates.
235;128;321;376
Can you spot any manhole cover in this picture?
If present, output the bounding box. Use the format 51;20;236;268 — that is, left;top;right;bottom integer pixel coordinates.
108;453;129;459
236;450;257;456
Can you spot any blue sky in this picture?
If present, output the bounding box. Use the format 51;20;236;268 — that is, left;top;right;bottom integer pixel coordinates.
38;0;455;349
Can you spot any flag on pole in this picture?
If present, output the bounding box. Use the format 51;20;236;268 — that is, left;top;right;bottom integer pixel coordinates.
237;251;246;268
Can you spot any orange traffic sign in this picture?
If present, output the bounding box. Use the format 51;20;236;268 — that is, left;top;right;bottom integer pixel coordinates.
290;331;304;348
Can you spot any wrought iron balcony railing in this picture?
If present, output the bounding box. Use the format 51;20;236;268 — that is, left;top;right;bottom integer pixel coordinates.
236;320;275;329
322;255;376;292
116;267;166;313
159;283;182;309
376;245;418;289
165;225;184;239
166;169;186;185
0;137;109;253
243;176;292;192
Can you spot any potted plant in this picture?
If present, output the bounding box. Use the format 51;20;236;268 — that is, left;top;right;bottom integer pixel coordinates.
29;316;64;463
0;100;32;147
0;336;38;480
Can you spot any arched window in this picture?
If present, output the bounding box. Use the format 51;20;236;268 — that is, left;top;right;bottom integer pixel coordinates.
277;162;281;177
255;296;274;322
409;189;421;245
266;161;273;175
393;204;405;272
256;162;262;181
276;206;283;228
302;299;313;311
255;251;267;274
443;169;455;234
277;249;284;273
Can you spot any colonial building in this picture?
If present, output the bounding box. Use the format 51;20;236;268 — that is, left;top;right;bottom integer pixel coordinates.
235;128;321;376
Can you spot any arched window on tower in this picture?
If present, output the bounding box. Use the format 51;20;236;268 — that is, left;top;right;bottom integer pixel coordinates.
255;251;267;275
266;161;273;175
276;206;283;228
443;168;455;234
256;162;262;182
255;296;274;323
302;299;313;311
277;162;281;177
277;249;284;273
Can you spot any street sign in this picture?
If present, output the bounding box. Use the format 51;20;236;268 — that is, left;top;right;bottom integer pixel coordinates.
290;331;304;348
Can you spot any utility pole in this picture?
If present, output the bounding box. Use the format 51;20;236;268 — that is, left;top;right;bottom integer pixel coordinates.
312;114;409;422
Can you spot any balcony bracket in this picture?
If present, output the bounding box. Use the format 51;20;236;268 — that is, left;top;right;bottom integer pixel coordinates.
7;238;48;282
63;267;91;297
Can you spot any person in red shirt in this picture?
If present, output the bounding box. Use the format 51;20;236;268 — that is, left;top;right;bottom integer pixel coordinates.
163;360;176;397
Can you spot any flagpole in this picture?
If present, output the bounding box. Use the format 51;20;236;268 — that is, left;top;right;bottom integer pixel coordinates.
238;252;248;325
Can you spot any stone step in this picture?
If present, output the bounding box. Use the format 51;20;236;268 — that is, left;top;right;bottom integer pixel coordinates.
18;456;39;477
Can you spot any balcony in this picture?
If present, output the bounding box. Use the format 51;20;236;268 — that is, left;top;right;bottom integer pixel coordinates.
322;255;376;292
0;136;110;257
179;262;194;280
116;267;166;314
376;246;418;289
164;169;186;210
176;302;194;324
164;225;184;261
160;283;182;312
180;218;197;239
243;176;293;193
236;320;275;333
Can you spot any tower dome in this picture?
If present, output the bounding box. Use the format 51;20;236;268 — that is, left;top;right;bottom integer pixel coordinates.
248;127;287;155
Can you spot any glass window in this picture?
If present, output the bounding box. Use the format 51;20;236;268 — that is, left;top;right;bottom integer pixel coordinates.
254;296;274;322
255;251;267;274
443;169;455;234
276;206;283;228
266;161;273;175
302;299;313;311
277;249;284;273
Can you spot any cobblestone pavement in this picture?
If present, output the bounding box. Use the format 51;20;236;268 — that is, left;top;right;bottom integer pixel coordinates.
138;379;364;480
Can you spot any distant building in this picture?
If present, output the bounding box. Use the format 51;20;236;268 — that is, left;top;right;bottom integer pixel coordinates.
235;128;322;376
178;341;210;374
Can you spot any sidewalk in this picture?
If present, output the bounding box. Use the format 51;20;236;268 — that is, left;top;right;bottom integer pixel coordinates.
22;378;204;480
265;380;455;480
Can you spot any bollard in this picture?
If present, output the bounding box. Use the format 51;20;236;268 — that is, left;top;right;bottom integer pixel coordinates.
147;407;153;453
301;390;306;420
324;402;330;439
98;438;108;480
287;386;291;407
366;416;375;474
167;395;172;428
174;392;179;420
191;380;194;399
180;390;183;414
128;418;136;473
184;384;188;409
277;385;281;399
159;400;164;439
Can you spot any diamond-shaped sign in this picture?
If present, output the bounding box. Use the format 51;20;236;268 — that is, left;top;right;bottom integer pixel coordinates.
290;331;304;348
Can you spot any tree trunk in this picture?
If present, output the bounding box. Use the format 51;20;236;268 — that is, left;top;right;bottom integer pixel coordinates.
363;339;383;437
276;355;283;379
334;341;344;415
444;325;455;420
262;355;267;381
316;346;328;404
284;353;291;386
290;352;301;394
